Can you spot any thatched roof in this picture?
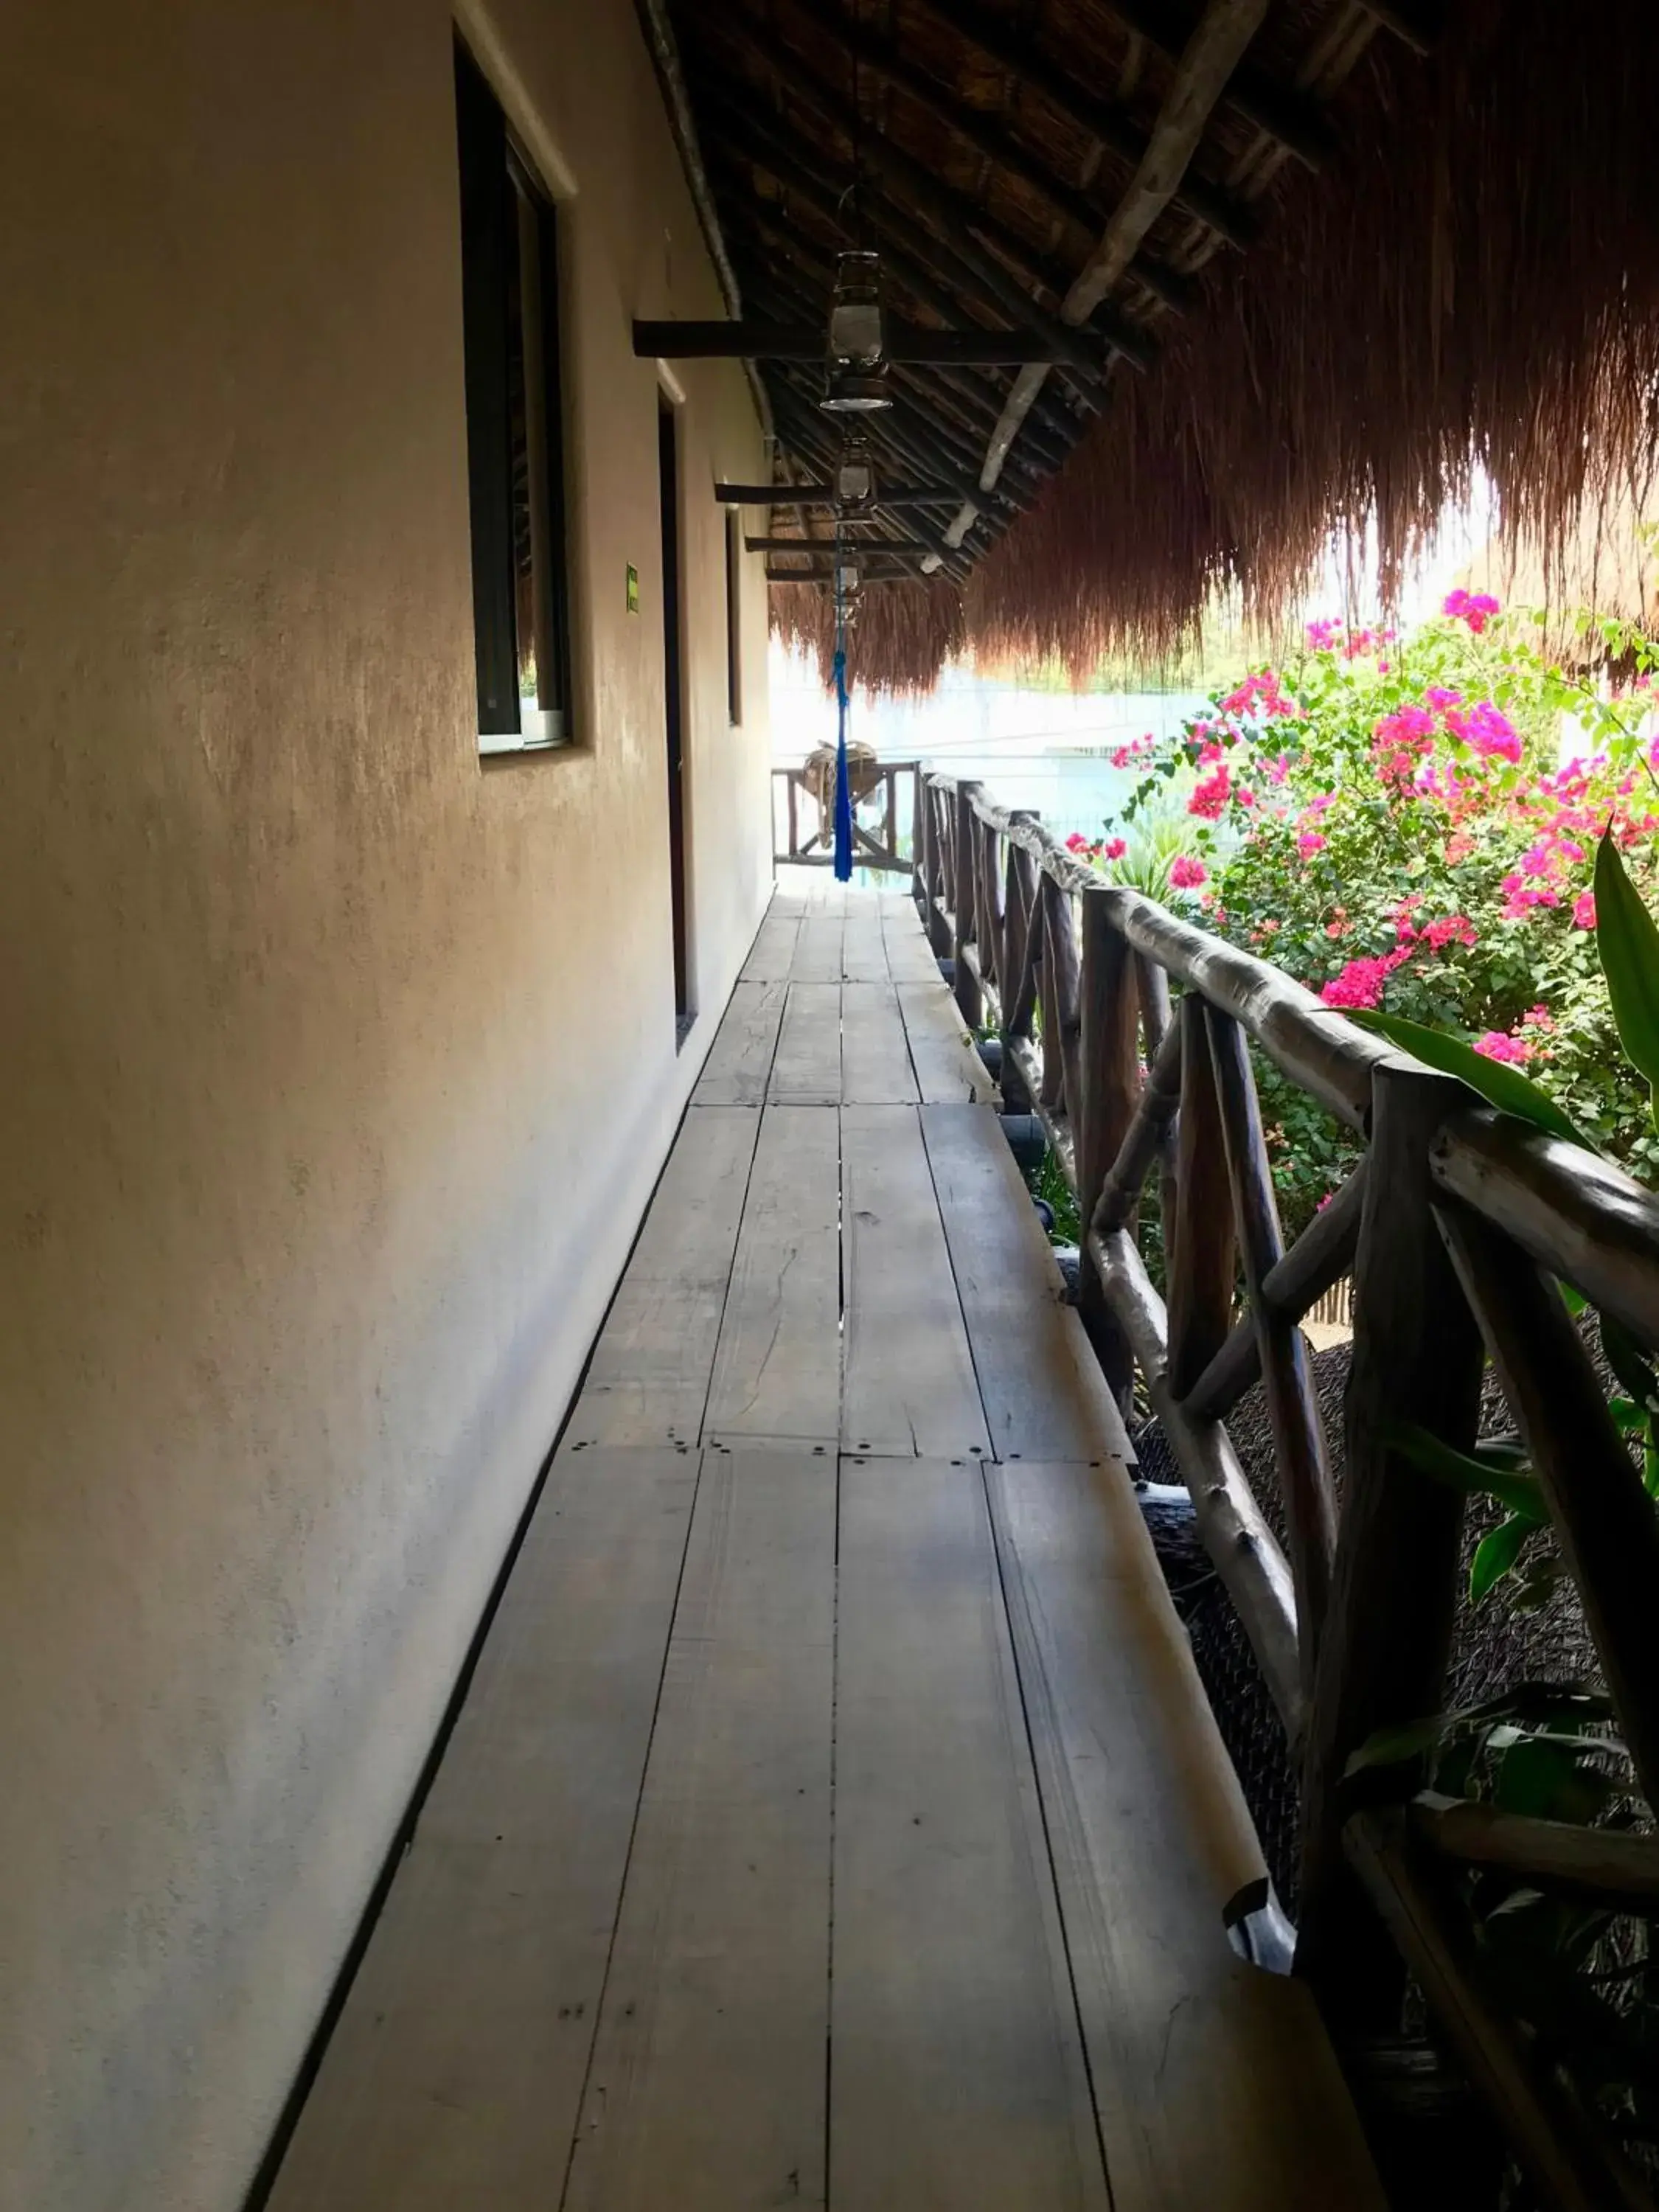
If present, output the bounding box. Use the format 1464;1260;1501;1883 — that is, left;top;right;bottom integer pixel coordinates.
656;0;1659;691
1455;490;1659;667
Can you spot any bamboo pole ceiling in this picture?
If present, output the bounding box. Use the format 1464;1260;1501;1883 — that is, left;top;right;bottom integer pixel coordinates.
647;0;1659;689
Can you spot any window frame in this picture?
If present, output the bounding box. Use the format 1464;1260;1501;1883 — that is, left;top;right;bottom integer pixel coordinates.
453;39;574;754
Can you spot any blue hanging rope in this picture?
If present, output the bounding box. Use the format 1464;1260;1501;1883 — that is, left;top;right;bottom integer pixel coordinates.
832;532;854;883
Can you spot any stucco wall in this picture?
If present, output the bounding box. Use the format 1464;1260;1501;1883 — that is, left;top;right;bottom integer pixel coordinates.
0;5;772;2207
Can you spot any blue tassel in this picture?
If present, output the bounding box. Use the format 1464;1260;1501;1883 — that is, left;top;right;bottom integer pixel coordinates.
832;645;854;883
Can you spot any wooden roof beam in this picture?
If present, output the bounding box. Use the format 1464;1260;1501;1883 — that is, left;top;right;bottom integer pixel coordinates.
766;381;982;578
952;0;1273;539
632;318;1096;364
747;534;935;552
909;0;1259;249
715;484;962;507
742;28;1132;379
1091;0;1337;168
776;0;1205;310
695;86;1054;371
768;376;1007;540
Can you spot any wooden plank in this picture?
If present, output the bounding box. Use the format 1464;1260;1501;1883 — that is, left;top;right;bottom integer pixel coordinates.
986;1458;1388;2212
563;1450;835;2212
922;1102;1133;1465
841;1104;987;1458
703;1107;842;1449
896;980;993;1102
832;1458;1110;2211
566;1107;759;1447
881;900;944;983
692;979;786;1105
841;982;919;1105
791;913;846;981
770;982;842;1105
742;912;801;982
265;1450;700;2212
841;903;891;981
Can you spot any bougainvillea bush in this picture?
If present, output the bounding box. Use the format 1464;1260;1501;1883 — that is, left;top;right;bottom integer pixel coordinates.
1069;597;1659;1234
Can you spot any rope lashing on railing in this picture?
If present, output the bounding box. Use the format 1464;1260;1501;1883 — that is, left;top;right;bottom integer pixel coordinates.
830;529;854;883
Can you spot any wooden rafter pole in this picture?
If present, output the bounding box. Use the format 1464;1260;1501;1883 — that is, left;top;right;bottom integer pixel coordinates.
908;0;1259;250
1093;0;1335;167
778;0;1197;316
948;0;1270;540
733;21;1119;381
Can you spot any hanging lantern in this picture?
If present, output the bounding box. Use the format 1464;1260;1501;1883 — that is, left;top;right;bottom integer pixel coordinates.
835;557;862;597
835;435;877;515
827;250;883;361
821;250;890;413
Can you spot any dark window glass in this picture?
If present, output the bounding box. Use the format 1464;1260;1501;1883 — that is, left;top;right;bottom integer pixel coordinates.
455;42;571;749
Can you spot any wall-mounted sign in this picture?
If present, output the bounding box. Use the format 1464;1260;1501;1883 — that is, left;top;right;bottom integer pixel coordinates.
626;563;640;614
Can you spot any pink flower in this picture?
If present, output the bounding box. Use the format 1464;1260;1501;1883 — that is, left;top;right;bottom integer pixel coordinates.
1473;1031;1532;1065
1109;746;1132;770
1304;618;1341;651
1102;836;1127;861
1196;740;1225;765
1444;832;1475;864
1065;832;1088;852
1297;831;1327;856
1188;763;1231;819
1444;588;1501;635
1237;787;1256;808
1573;889;1598;929
1521;1004;1555;1032
1169;855;1208;890
1422;914;1478;952
1425;687;1464;715
1321;949;1411;1011
1464;702;1522;765
1266;753;1291;786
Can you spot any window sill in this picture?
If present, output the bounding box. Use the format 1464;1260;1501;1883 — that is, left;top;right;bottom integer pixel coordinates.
478;736;585;772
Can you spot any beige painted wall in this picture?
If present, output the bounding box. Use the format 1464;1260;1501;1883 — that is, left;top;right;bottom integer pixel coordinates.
0;4;772;2206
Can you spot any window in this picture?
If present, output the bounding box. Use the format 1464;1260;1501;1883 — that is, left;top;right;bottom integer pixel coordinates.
724;509;742;726
454;40;572;751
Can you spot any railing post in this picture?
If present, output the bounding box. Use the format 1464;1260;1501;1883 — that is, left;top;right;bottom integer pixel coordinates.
921;781;952;956
1206;1005;1338;1703
1165;992;1237;1398
999;830;1040;1113
1075;886;1139;1414
952;781;984;1029
1036;880;1065;1113
1298;1060;1484;2025
975;819;1003;996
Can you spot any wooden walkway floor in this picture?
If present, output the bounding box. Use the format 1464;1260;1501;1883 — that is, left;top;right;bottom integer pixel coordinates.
268;884;1383;2212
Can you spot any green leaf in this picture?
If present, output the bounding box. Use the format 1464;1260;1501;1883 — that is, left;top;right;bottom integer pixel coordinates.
1347;1010;1585;1146
1495;1735;1616;1822
1471;1514;1529;1602
1382;1421;1548;1523
1594;832;1659;1119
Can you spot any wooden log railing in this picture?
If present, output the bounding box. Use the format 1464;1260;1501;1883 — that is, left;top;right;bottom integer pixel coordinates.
917;770;1659;2212
771;758;919;874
